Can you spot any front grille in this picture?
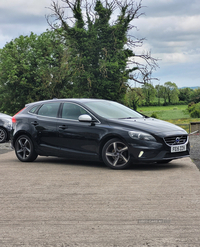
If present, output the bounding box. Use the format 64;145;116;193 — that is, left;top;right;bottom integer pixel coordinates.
164;135;188;146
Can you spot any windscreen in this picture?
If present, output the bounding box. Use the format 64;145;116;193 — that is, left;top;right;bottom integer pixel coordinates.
84;101;143;119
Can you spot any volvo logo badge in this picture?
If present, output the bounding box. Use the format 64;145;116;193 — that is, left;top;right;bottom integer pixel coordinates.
176;137;180;144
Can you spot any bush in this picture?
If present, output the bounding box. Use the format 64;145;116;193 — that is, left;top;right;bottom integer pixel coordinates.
188;102;195;109
151;112;158;119
188;102;200;118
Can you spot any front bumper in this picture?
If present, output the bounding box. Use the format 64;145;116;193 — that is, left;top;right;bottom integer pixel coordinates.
129;141;190;163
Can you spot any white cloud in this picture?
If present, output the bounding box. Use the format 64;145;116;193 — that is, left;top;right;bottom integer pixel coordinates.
157;52;187;64
0;0;51;48
0;0;51;15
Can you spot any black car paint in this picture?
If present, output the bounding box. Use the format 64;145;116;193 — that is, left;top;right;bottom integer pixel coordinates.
11;99;190;167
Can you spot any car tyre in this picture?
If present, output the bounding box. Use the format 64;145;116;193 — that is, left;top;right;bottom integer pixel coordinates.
102;138;131;169
15;135;38;162
0;127;7;143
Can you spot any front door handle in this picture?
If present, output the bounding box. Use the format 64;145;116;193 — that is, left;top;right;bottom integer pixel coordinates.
59;125;68;130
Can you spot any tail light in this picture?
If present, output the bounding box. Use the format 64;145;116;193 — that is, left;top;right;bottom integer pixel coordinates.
12;108;25;123
12;117;17;123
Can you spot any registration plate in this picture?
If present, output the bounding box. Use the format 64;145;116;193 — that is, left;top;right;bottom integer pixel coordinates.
171;144;186;153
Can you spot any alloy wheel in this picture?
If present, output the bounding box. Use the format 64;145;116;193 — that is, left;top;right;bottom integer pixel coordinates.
102;139;130;169
15;135;38;162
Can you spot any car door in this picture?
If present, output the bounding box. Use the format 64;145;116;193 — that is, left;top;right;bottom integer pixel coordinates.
56;102;103;159
31;102;61;155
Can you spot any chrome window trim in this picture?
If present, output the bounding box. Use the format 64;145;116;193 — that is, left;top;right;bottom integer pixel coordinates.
28;102;101;124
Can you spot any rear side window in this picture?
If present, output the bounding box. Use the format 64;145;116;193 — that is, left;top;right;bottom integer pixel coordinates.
38;103;60;118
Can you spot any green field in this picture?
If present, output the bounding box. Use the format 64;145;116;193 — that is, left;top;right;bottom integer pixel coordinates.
137;105;190;120
137;105;200;133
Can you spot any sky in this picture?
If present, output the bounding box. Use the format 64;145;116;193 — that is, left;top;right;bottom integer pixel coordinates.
0;0;199;88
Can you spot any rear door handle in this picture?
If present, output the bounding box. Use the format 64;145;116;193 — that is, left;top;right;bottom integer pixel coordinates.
31;121;39;126
59;125;68;130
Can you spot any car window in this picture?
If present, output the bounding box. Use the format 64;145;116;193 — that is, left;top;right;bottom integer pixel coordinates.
29;105;40;114
61;103;89;120
37;103;60;118
84;101;143;119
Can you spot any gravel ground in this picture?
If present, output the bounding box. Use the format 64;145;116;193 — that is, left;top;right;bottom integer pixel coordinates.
1;135;200;170
0;141;12;154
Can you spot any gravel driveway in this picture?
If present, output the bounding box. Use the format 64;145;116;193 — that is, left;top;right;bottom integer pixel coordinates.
1;134;200;170
0;141;12;154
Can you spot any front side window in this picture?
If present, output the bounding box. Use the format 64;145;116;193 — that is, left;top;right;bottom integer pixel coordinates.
84;100;143;119
61;103;89;120
37;103;60;118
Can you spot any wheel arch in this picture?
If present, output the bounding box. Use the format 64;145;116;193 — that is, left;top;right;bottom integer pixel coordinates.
13;130;34;147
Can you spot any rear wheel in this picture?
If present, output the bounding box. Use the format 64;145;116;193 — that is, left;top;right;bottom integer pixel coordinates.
102;138;131;169
15;135;38;162
0;127;7;143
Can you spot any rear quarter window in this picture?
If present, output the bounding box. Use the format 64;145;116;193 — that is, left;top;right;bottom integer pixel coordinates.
29;105;40;114
37;103;60;118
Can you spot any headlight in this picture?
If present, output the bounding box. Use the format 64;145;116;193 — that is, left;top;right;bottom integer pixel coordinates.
128;131;156;142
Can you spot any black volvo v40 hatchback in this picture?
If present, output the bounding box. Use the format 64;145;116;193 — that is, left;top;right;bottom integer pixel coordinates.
11;99;190;169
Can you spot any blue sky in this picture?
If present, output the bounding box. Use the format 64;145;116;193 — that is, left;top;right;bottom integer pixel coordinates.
0;0;199;88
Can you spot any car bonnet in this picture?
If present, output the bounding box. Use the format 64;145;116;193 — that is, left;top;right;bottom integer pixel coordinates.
109;117;187;137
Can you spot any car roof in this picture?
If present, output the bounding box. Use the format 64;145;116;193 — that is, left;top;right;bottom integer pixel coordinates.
25;98;109;107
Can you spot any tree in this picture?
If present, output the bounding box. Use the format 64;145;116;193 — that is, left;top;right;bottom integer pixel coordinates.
0;30;71;115
47;0;158;102
125;87;144;110
190;88;200;103
142;83;156;105
179;87;192;103
155;84;165;105
164;81;179;104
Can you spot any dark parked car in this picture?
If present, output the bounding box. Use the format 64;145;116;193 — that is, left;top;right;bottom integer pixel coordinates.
11;99;190;169
0;113;12;143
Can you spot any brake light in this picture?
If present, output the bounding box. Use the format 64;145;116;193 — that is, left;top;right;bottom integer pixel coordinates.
12;117;16;123
12;108;25;123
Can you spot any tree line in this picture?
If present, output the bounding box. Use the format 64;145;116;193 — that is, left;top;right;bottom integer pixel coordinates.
125;82;200;110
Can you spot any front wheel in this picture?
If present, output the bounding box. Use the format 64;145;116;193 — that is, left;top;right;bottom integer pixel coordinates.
102;138;131;169
15;135;38;162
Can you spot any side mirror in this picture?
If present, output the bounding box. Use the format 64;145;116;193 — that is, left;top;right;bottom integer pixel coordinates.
78;114;93;122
